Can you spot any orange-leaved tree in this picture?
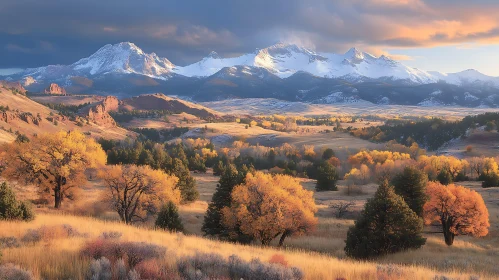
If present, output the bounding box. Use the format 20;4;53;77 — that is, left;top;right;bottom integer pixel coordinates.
222;172;317;246
423;182;489;246
1;130;106;208
100;164;180;224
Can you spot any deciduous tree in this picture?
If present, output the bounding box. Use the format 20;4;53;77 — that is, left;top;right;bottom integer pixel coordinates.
222;172;317;246
100;164;180;224
2;131;106;208
423;182;489;246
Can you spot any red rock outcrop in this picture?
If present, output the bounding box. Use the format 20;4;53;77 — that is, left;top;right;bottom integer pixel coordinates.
83;96;119;127
0;80;27;94
44;83;67;95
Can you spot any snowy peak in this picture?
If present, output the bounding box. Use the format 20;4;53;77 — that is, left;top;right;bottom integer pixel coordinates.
72;42;175;77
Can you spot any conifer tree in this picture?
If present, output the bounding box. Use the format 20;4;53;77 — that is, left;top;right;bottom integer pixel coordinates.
172;158;199;202
391;166;429;217
0;182;35;221
155;201;184;232
345;180;426;259
202;164;243;237
316;162;339;191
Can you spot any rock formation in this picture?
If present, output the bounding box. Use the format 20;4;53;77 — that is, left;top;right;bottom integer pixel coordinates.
44;83;67;95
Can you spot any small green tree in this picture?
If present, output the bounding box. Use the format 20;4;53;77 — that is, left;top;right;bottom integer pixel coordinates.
344;180;425;259
391;166;429;217
437;169;453;185
213;160;224;176
171;158;199;203
0;182;35;221
322;148;335;160
316;162;338;191
202;164;243;237
155;201;184;232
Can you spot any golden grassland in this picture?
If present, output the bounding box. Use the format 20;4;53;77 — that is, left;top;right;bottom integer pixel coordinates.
3;172;497;279
1;213;495;280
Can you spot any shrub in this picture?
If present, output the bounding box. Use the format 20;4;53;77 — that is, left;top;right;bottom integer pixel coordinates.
87;257;112;280
22;224;83;243
269;254;288;267
155;201;184;233
0;263;34;280
480;172;499;188
437;169;453;185
81;239;167;268
99;231;123;240
0;182;35;221
177;252;303;280
376;264;404;280
0;236;21;249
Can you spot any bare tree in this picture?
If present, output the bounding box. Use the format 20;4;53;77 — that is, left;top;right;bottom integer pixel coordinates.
331;201;355;218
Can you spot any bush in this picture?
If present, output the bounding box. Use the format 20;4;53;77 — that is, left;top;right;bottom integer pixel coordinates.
177;252;303;280
81;239;166;268
22;224;83;243
268;254;288;267
87;257;112;280
480;172;499;188
437;169;453;185
0;182;35;221
155;201;184;233
0;236;21;249
99;231;123;240
0;263;34;280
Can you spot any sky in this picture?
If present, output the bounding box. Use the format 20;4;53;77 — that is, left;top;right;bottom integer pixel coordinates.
1;0;499;76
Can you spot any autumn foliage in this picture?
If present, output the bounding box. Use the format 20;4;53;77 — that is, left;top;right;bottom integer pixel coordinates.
100;164;180;224
423;182;490;246
1;130;107;208
222;172;317;246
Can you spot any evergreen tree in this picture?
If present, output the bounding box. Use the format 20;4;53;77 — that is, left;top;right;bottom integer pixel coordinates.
172;158;199;202
202;164;243;237
345;180;425;259
322;148;335;160
391;166;429;217
316;162;339;191
155;201;184;232
0;182;34;221
213;160;225;176
437;169;453;185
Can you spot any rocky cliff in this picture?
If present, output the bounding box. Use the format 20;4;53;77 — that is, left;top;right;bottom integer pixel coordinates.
44;83;67;95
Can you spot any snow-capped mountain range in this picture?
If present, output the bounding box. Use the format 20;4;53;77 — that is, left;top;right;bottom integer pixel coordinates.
9;42;499;85
4;42;499;107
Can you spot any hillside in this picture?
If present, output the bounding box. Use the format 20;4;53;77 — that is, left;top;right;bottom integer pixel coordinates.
0;213;492;280
0;88;131;143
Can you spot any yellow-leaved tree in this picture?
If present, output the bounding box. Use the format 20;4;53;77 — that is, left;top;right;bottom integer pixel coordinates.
222;172;317;246
1;131;106;209
423;182;489;246
100;164;180;224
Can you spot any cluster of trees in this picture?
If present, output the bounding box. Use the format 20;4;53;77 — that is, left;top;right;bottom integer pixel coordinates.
351;112;499;151
109;109;175;123
0;131;187;232
41;102;90;118
202;164;318;247
345;166;490;259
344;149;499;188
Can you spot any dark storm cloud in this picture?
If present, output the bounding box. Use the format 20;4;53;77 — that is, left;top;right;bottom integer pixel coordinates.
1;0;499;68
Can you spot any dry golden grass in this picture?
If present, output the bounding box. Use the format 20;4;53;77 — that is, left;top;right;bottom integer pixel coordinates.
0;213;492;280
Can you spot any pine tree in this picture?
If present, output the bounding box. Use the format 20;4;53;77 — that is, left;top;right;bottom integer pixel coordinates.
213;160;225;176
155;201;184;232
172;158;199;203
345;180;425;259
0;182;34;221
391;166;429;217
316;162;338;191
202;164;242;237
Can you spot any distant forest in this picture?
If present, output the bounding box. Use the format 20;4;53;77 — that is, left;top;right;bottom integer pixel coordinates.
350;112;499;150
